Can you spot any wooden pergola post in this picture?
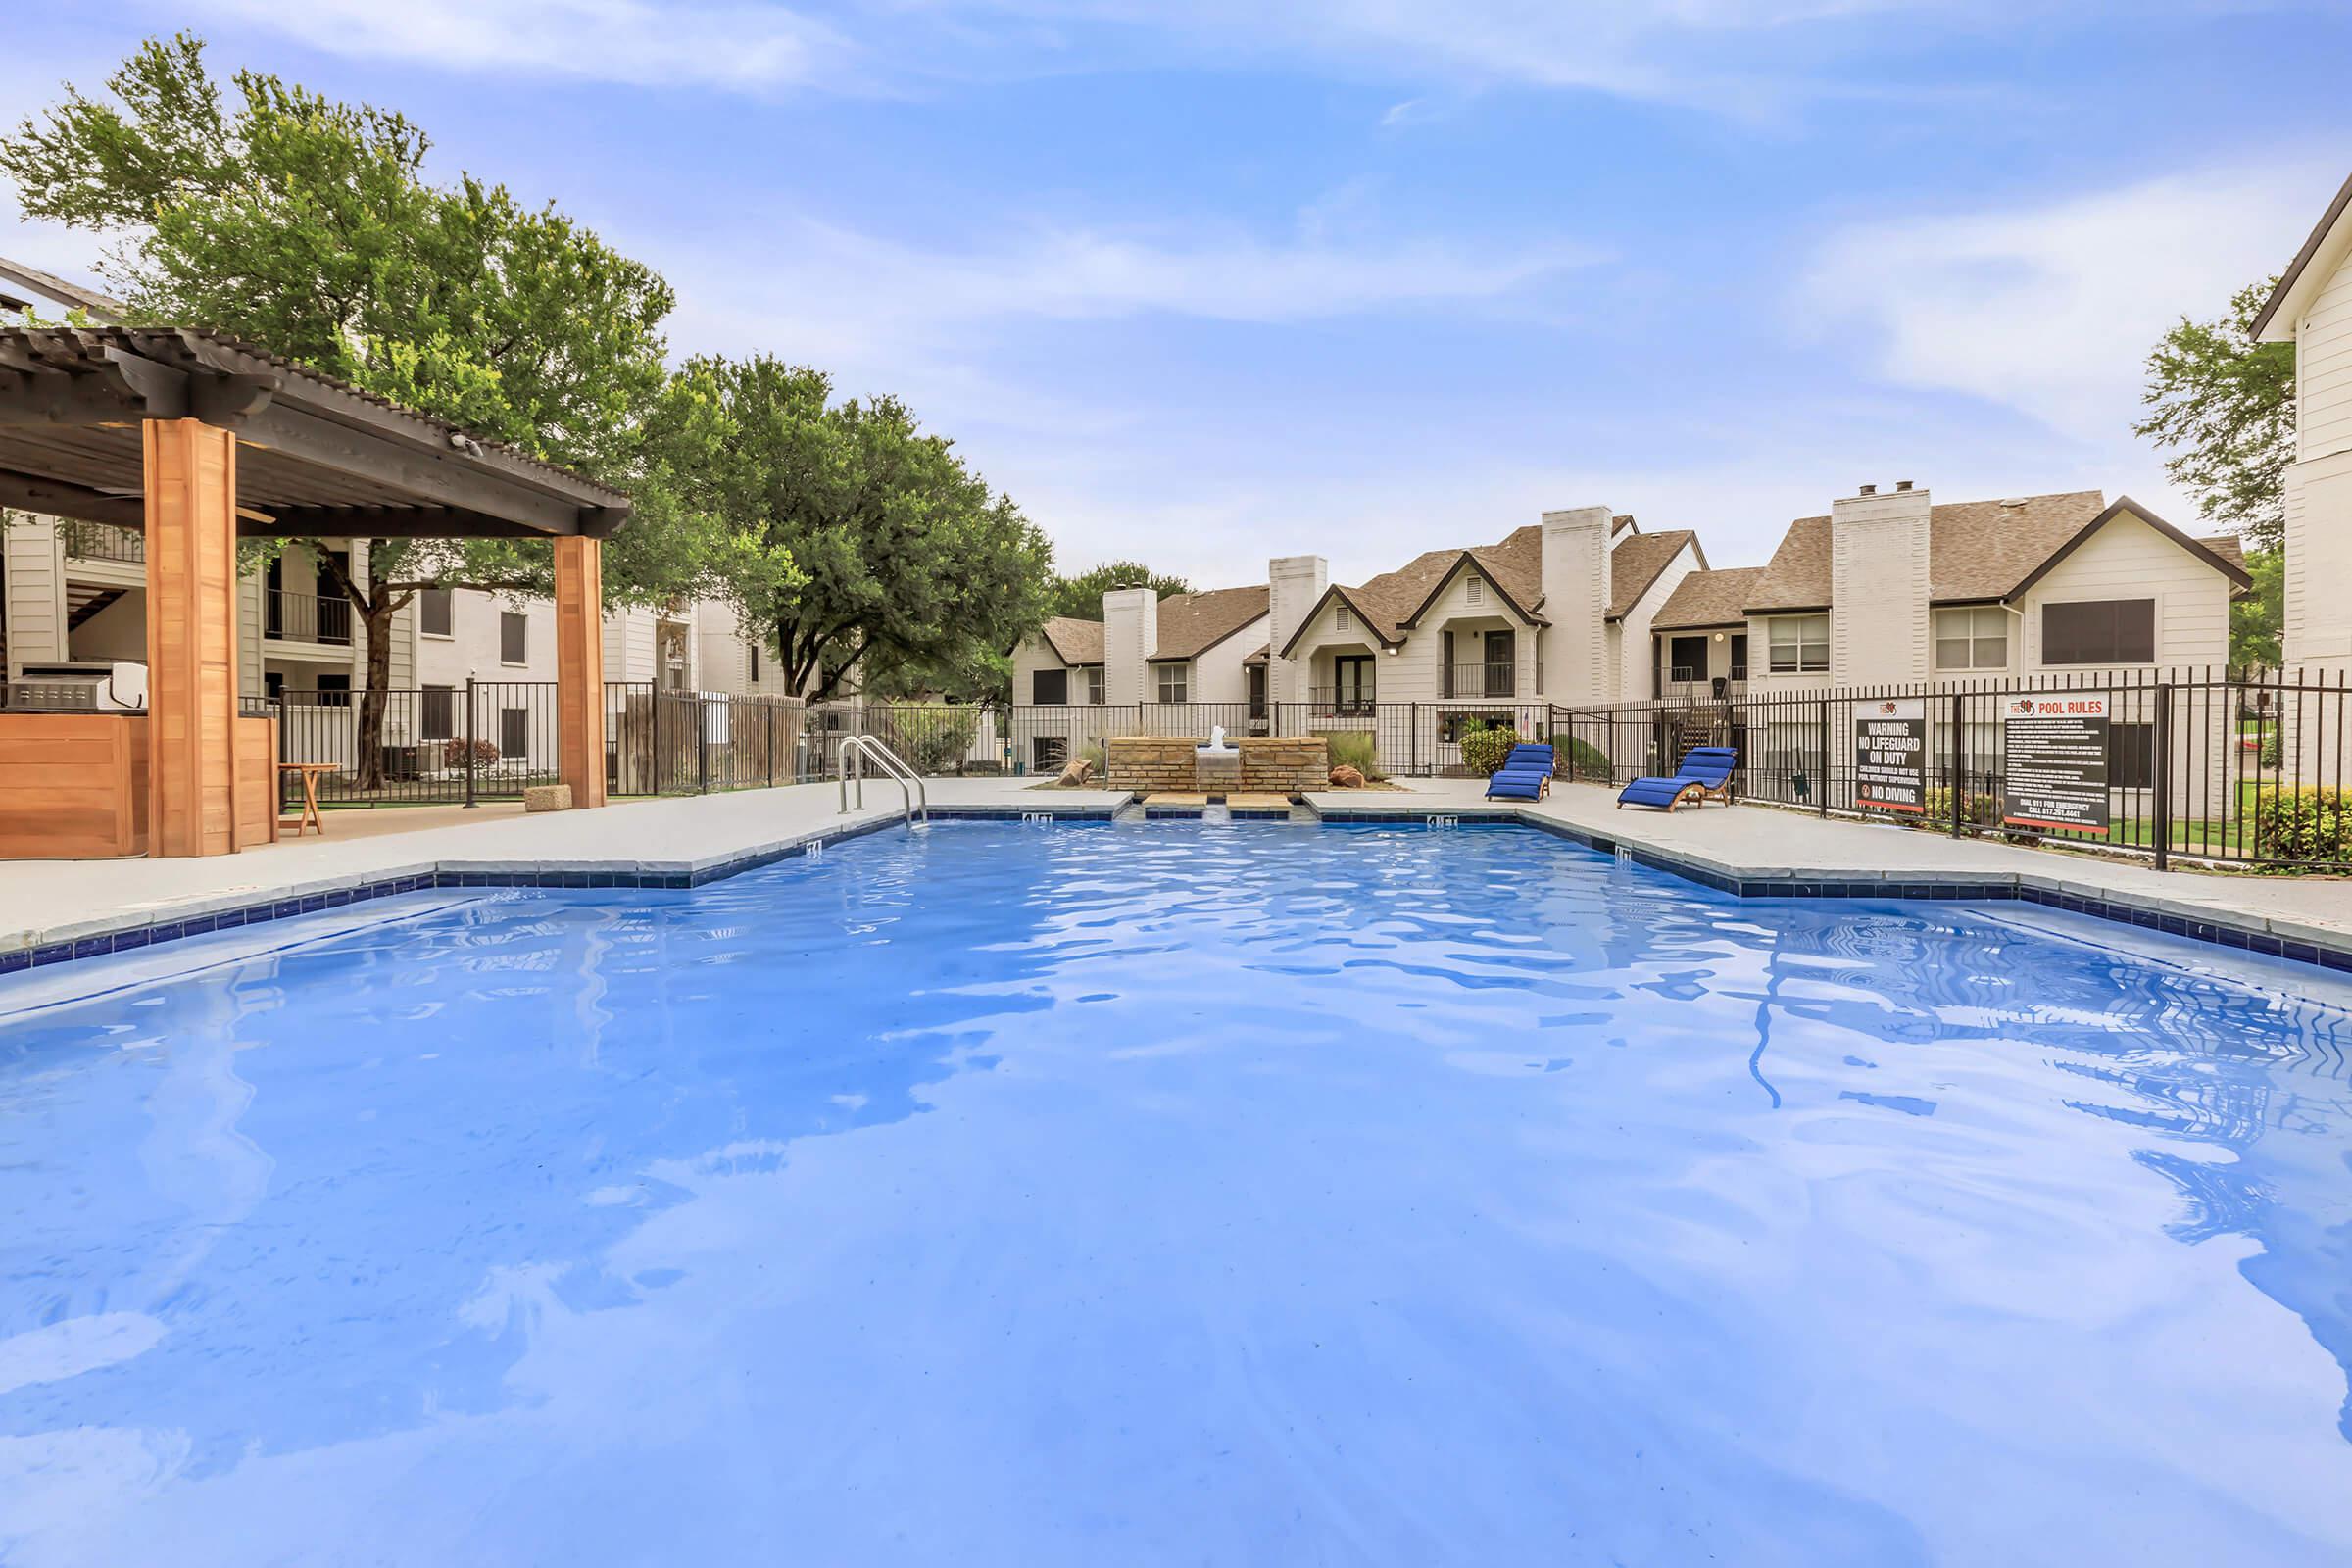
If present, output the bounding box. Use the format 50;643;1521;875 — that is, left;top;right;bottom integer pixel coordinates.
143;418;242;857
554;535;608;808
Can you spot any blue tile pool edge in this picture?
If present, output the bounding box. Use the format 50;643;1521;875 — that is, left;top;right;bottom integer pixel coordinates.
6;799;2346;978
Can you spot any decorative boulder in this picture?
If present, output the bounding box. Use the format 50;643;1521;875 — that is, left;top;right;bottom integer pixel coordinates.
1055;757;1096;788
523;783;573;813
1329;764;1365;789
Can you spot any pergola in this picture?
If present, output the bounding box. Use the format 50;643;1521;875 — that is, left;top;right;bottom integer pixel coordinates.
0;326;630;856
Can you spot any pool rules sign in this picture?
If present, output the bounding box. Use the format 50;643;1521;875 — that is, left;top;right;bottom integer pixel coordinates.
1855;698;1927;814
2001;693;2110;836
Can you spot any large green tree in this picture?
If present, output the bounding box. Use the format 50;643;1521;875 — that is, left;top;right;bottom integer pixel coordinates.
1047;561;1192;620
1;35;710;780
2135;277;2294;666
654;355;1053;702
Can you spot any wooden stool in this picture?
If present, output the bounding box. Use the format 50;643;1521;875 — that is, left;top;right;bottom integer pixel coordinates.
278;761;333;836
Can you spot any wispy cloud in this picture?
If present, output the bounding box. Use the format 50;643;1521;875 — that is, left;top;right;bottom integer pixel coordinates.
188;0;858;92
1800;163;2332;442
157;0;2075;111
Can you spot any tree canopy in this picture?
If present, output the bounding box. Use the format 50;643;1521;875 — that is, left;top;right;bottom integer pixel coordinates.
0;33;706;610
653;355;1054;701
2133;277;2293;666
2134;277;2296;554
1047;561;1192;620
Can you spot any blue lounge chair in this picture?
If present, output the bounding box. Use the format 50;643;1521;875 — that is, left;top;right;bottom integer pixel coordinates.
1615;746;1739;811
1484;743;1555;801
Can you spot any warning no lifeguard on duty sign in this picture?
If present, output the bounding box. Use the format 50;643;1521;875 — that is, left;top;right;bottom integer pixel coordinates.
2001;693;2111;836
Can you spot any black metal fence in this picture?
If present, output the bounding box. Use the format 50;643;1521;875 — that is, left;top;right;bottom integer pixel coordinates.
1555;666;2352;874
246;670;2350;872
265;682;809;809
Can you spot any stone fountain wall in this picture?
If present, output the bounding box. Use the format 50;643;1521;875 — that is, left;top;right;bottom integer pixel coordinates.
1103;735;1329;794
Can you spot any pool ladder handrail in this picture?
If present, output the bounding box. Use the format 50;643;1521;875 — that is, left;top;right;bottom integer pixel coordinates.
838;735;928;826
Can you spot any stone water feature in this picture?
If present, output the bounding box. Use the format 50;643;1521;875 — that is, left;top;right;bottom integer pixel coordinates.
1103;735;1330;795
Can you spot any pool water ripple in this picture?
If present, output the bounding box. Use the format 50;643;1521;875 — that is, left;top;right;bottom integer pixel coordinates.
2;820;2350;1566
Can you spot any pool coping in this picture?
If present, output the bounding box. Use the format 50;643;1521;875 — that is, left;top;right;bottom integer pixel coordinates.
0;795;1133;975
1308;800;2352;974
5;790;2346;979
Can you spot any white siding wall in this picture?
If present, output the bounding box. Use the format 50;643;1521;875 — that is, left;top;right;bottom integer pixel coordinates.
2298;242;2352;465
1612;540;1699;704
1189;614;1268;705
2016;513;2230;670
412;586;560;688
2;514;65;673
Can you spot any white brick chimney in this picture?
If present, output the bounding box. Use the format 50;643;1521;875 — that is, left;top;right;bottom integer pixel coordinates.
1829;480;1931;683
1102;584;1158;705
1266;554;1327;704
1540;506;1613;706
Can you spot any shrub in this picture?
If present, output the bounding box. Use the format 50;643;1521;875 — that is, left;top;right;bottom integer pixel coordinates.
876;704;979;775
1922;787;1999;828
2253;787;2351;865
1458;721;1523;777
441;737;500;770
1320;730;1383;781
1077;741;1106;778
2259;728;2282;769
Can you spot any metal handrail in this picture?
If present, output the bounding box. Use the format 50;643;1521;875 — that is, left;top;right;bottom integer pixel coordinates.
838;735;928;825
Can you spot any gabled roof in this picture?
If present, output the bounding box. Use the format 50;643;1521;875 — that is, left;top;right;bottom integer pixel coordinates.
1152;584;1270;659
1030;586;1269;664
2253;170;2352;343
1038;615;1104;664
1742;490;2250;614
1653;566;1765;632
1606;528;1701;620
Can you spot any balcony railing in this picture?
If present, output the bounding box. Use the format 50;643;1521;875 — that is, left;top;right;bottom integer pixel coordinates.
266;588;354;645
1660;669;1746;703
62;521;145;564
1306;686;1377;716
1442;662;1516;699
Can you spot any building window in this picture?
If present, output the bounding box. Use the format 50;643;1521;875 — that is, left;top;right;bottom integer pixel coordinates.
2042;599;2154;665
500;611;528;665
1155;662;1189;704
418;588;453;638
748;639;760;683
1332;654;1374;712
499;707;529;758
1084;666;1105;705
316;674;351;709
1335;605;1351;631
1465;575;1483;606
1032;667;1068;705
1766;614;1830;674
419;684;455;740
1935;606;2008;671
2108;723;2156;790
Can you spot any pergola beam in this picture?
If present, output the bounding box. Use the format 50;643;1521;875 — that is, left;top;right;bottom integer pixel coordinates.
0;470;143;526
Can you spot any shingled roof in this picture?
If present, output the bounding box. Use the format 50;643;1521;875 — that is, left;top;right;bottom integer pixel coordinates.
1151;584;1271;659
1038;615;1105;665
1741;491;2248;612
1652;566;1765;631
1606;528;1701;620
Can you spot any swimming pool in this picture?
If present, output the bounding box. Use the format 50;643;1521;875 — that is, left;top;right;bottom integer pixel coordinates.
3;819;2349;1565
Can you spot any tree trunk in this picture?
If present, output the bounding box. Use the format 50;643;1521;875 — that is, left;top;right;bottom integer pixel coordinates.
352;597;397;789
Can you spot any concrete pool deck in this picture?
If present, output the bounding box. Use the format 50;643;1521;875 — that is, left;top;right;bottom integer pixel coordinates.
1308;776;2352;964
2;771;2346;974
0;778;1131;964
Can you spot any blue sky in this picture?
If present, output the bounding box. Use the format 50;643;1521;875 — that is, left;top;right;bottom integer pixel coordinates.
6;2;2349;587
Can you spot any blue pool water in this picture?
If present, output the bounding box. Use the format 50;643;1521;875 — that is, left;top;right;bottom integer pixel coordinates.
4;820;2351;1566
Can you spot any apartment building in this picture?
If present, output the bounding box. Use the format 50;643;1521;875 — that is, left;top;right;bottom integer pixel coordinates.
1647;486;2249;696
2255;170;2352;676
